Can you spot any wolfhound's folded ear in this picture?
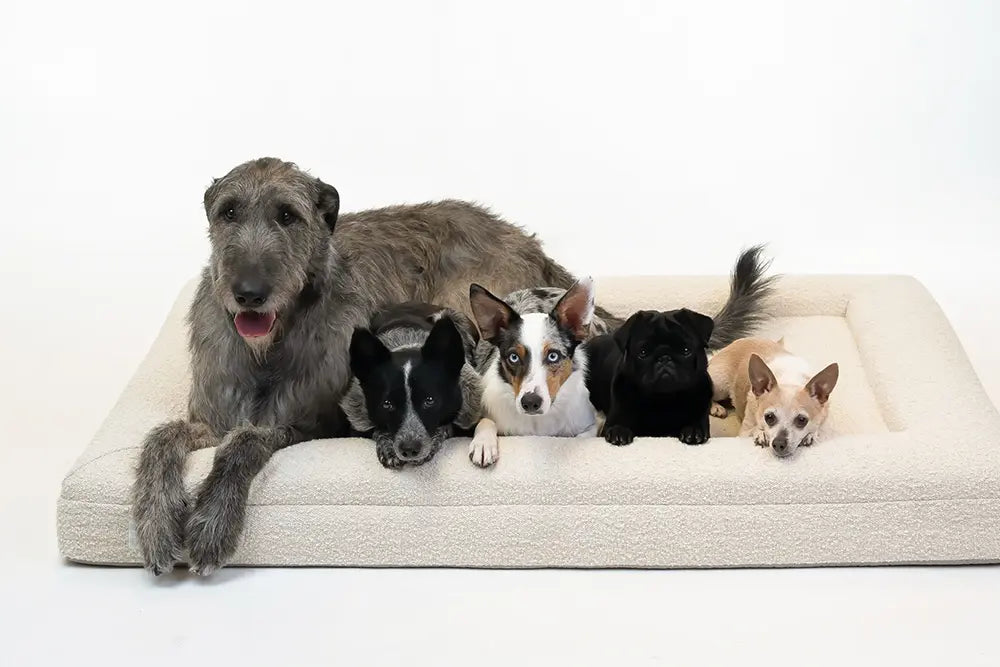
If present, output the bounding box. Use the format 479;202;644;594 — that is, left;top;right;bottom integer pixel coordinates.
315;179;340;232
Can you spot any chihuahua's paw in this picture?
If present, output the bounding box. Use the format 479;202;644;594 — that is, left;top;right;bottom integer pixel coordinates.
679;424;709;445
800;433;815;447
710;402;729;419
376;444;405;469
752;429;768;448
604;425;635;447
469;433;499;467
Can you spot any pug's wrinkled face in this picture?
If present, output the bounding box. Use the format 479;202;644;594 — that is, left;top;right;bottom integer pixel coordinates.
614;309;714;392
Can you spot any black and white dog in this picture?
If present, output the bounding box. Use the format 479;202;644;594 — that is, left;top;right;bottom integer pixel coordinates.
342;303;483;468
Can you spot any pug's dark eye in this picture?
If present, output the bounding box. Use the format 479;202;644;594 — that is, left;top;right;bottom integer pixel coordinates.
680;347;691;357
764;412;777;427
381;399;395;411
637;347;648;359
223;207;237;222
794;415;809;429
423;396;435;408
507;351;520;364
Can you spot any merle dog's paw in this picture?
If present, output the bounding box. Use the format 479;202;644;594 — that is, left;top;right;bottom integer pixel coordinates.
376;444;405;469
679;424;709;445
752;429;768;448
604;425;635;446
469;432;499;467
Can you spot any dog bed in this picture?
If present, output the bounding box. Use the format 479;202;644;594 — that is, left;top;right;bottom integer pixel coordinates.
57;275;1000;568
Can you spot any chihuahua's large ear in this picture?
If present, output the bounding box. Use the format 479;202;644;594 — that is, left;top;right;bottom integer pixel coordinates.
349;328;390;381
315;178;340;232
612;312;641;353
422;317;466;378
552;276;596;342
748;354;777;397
806;363;839;405
469;284;519;344
675;308;715;347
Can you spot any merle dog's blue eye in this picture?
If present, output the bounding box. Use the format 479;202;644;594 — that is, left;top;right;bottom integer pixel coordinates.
382;399;394;411
507;352;520;364
546;351;561;363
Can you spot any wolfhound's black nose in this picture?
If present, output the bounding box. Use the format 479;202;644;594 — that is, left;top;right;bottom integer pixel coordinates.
233;279;271;308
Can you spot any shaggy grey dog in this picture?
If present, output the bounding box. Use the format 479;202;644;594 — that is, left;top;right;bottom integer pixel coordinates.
132;157;601;575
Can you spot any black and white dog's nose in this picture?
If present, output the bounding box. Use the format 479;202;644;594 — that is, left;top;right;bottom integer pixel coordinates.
232;279;271;308
520;392;543;414
398;440;422;458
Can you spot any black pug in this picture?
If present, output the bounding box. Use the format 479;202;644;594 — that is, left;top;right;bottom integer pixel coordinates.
585;308;715;446
340;302;482;468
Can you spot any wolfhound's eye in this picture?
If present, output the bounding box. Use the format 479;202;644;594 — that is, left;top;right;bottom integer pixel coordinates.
764;412;777;426
546;351;561;363
223;207;236;221
794;414;809;429
507;352;520;364
381;399;394;411
279;210;295;225
422;396;435;408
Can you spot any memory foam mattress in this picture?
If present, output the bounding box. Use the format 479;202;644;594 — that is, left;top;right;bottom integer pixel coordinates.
57;275;1000;568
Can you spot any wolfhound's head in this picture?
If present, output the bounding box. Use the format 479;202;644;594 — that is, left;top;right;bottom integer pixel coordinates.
202;158;340;349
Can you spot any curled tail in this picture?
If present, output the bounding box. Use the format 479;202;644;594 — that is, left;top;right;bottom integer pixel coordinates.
710;245;778;349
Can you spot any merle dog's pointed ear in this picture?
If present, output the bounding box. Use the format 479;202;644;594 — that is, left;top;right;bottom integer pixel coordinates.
469;284;519;344
315;178;340;232
612;312;640;353
349;328;390;380
422;317;465;378
552;276;596;342
675;308;715;347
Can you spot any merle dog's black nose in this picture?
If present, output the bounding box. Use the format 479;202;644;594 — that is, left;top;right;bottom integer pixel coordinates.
398;440;422;458
520;392;543;414
232;279;271;308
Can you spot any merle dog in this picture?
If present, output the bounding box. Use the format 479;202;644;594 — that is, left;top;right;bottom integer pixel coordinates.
341;303;482;468
131;157;608;575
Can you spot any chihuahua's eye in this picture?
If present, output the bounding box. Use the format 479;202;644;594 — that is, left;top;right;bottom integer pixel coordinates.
223;207;236;222
546;350;562;364
278;210;295;226
764;412;777;427
381;399;394;411
507;351;520;364
794;415;809;429
422;396;435;408
637;347;648;359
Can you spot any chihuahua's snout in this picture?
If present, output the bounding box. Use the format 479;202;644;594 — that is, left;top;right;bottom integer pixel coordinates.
520;392;543;414
771;429;791;457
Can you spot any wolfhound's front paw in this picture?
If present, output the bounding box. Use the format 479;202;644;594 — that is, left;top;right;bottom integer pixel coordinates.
469;433;499;467
132;492;188;576
185;497;240;576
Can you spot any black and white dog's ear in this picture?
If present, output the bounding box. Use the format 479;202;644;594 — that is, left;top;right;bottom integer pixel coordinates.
675;308;715;347
315;178;340;232
422;317;465;378
469;283;519;344
349;328;390;380
552;276;596;342
612;312;641;353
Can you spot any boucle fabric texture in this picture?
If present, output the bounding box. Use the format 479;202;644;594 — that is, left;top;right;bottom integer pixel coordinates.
57;275;1000;568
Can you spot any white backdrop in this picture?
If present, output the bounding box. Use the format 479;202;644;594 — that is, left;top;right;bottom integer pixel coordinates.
1;1;999;664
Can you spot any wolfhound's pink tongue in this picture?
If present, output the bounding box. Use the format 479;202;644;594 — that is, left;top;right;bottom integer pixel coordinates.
234;312;276;338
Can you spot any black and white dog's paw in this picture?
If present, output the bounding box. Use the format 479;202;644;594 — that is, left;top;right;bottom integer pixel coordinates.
469;432;499;467
679;423;709;445
376;443;405;469
604;425;635;446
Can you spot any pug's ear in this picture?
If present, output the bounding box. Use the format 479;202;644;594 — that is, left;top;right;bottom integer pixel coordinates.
612;312;642;353
675;308;714;347
469;284;520;344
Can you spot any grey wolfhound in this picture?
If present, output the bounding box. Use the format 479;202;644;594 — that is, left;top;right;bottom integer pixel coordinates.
131;157;613;575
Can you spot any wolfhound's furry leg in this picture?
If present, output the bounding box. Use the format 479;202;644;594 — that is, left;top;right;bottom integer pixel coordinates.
184;426;298;575
132;420;217;575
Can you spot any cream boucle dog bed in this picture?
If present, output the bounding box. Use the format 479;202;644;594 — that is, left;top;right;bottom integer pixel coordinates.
57;275;1000;568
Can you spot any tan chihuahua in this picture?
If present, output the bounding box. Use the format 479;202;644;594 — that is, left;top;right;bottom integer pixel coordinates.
708;338;839;457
